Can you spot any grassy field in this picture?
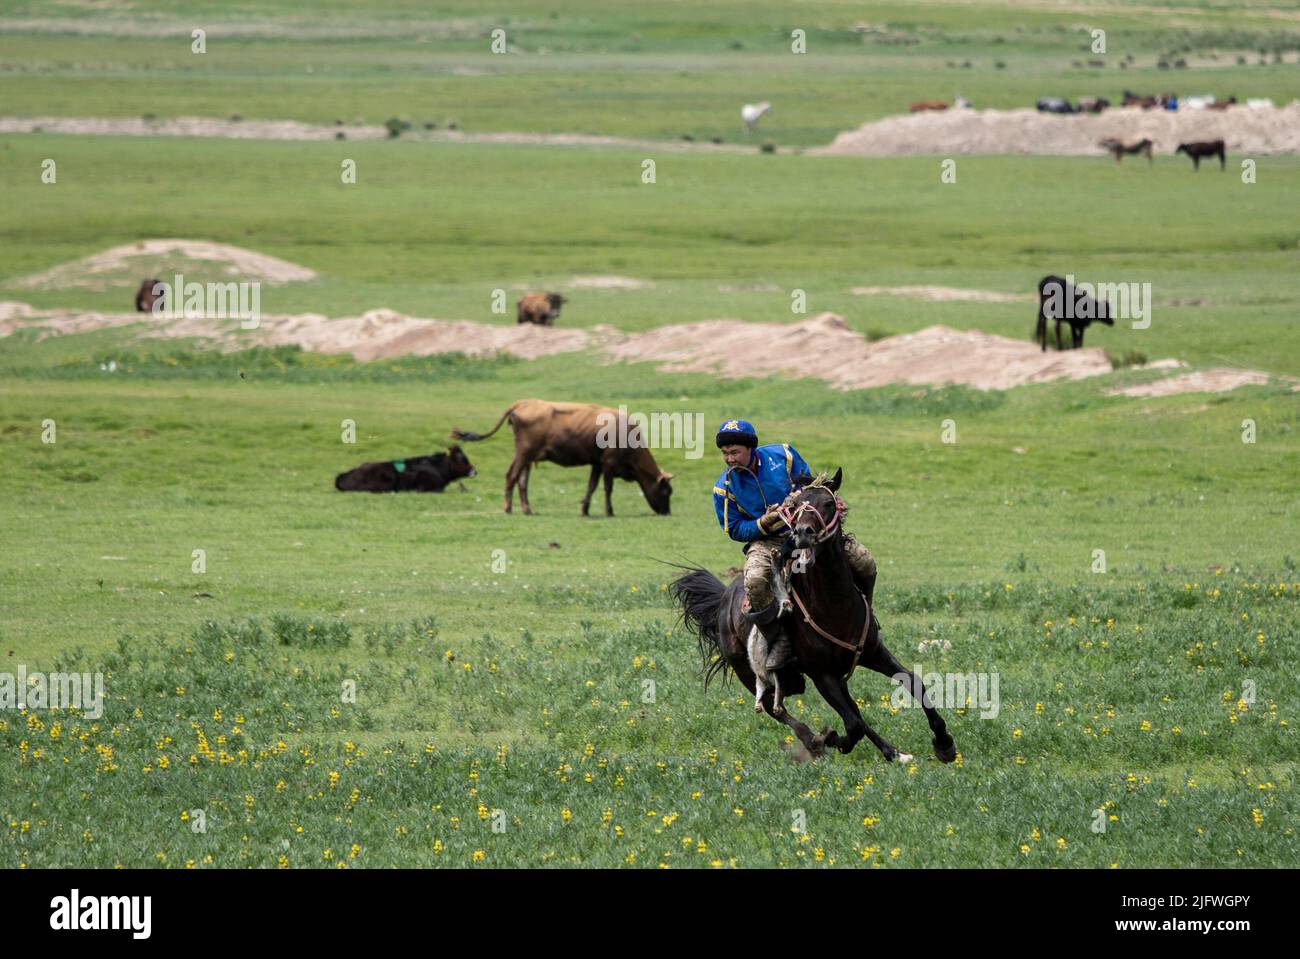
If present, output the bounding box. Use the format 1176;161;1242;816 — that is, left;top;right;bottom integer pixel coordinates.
4;0;1300;145
1;0;1298;869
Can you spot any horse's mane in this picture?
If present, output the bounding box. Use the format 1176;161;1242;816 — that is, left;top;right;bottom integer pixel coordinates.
799;472;848;513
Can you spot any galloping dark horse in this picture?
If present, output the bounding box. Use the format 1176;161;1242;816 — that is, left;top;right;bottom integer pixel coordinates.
671;470;957;763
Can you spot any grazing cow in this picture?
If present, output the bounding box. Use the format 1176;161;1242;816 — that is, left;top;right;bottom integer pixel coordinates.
1077;97;1110;113
516;291;566;326
451;399;673;516
335;446;476;493
135;278;163;313
1034;274;1113;351
1100;137;1154;165
909;100;949;113
1036;97;1075;114
1175;139;1225;171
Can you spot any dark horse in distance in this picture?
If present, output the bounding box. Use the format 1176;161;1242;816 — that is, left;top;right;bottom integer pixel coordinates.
671;470;957;763
1034;274;1113;351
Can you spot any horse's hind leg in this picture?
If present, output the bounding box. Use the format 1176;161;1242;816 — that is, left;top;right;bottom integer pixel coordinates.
763;691;824;759
866;647;957;763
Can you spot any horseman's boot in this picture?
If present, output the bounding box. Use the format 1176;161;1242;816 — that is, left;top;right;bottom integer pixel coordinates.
746;600;794;671
851;568;880;632
858;570;876;609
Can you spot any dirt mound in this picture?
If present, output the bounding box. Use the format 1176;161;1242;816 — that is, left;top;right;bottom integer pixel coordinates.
851;285;1032;303
0;302;611;360
602;313;1112;390
257;309;613;361
4;301;1276;396
1105;369;1271;397
814;104;1300;156
13;239;316;290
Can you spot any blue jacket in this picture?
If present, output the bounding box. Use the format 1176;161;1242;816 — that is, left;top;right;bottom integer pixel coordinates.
713;443;812;543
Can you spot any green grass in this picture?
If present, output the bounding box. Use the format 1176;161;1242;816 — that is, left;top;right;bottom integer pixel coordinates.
1;0;1298;868
3;136;1300;376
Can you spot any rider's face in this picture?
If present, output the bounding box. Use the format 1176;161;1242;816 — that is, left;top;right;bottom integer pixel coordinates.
720;444;752;470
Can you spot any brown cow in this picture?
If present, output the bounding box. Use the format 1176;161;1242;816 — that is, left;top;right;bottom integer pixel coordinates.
1205;96;1237;111
517;291;567;326
451;399;673;516
1176;139;1225;171
1100;137;1153;165
909;101;949;113
135;278;163;312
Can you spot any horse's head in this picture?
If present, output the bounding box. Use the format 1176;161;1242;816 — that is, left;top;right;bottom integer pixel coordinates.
780;468;845;570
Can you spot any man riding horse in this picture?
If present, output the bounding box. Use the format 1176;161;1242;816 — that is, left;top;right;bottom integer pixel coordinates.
712;419;877;672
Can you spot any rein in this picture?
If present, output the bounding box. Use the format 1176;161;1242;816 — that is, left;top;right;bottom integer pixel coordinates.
788;581;870;679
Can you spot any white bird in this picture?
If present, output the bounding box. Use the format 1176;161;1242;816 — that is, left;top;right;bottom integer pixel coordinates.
741;102;772;133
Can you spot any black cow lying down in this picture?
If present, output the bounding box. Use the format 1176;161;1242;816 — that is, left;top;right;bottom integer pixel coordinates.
335;445;476;492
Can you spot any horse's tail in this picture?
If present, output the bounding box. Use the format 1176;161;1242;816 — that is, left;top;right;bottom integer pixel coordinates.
669;568;732;687
450;404;515;443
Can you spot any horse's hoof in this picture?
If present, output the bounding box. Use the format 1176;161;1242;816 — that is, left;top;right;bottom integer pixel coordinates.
814;726;839;751
934;737;958;764
895;752;914;764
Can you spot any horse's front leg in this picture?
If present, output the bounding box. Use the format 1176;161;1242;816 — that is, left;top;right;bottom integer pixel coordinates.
809;671;909;761
868;649;957;763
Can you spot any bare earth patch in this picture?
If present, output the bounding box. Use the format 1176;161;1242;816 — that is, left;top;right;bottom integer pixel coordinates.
1104;369;1271;397
814;104;1300;156
13;239;316;290
568;275;656;290
604;314;1112;390
0;116;749;153
851;285;1033;303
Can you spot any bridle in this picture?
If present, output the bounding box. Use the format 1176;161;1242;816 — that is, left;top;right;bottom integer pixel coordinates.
776;490;846;545
777;487;868;678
